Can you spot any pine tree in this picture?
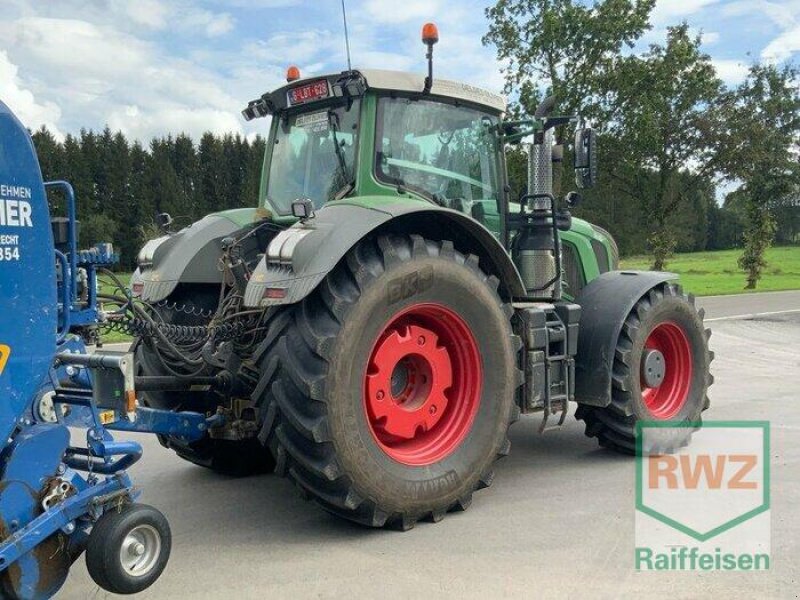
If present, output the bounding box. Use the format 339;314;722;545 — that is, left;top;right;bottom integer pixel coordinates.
197;132;225;216
172;133;199;219
242;135;266;209
147;138;183;224
31;126;64;182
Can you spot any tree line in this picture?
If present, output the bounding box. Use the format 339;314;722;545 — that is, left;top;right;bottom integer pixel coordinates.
486;0;800;287
32;110;797;275
32;127;265;269
30;0;800;288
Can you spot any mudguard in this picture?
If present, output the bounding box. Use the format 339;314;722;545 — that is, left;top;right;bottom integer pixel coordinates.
244;201;526;307
135;214;243;302
574;270;677;407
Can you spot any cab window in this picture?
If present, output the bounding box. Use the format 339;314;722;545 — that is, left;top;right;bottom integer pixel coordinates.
375;97;500;216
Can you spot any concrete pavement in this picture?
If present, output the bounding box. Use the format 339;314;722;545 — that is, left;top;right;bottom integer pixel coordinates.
696;289;800;320
60;291;800;599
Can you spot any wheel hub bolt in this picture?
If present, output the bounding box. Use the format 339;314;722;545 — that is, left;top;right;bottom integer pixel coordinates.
376;390;385;401
133;543;145;557
429;405;436;415
417;336;425;346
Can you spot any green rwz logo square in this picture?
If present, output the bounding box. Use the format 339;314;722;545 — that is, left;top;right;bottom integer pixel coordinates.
634;421;770;571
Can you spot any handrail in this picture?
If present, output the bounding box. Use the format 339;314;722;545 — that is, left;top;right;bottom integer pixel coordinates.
44;181;78;304
54;249;70;343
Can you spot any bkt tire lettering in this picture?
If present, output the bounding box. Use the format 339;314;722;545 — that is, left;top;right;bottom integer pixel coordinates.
387;265;434;305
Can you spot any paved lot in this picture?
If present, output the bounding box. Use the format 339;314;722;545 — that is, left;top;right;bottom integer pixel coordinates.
60;291;800;599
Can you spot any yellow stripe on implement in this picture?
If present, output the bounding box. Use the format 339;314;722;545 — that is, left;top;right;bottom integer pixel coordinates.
0;344;9;376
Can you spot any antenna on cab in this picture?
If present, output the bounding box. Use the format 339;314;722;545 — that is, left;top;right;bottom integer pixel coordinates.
341;0;353;71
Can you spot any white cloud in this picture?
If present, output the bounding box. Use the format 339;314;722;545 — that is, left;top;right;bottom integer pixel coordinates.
2;0;784;146
106;105;242;140
4;15;251;140
244;30;340;65
207;0;300;6
183;10;236;38
716;0;800;62
761;24;800;62
363;0;443;24
122;0;169;29
721;1;799;29
12;18;151;81
446;29;506;87
2;0;507;143
0;50;63;138
4;1;236;39
348;0;503;93
651;0;724;25
712;58;750;84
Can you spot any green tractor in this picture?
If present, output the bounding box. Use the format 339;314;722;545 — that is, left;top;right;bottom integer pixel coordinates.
130;24;712;528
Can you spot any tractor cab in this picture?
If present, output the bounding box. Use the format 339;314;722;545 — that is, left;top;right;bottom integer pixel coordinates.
245;68;507;221
242;27;602;302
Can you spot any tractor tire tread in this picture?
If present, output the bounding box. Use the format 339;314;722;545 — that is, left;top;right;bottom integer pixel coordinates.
577;282;713;454
252;233;521;528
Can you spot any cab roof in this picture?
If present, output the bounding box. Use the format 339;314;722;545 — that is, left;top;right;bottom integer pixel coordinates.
243;68;506;120
356;69;506;113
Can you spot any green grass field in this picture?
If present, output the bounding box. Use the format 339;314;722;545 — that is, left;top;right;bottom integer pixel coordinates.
620;246;800;296
98;275;134;344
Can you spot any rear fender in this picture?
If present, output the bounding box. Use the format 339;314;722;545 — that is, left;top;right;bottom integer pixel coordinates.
243;202;526;307
136;214;242;302
574;270;678;407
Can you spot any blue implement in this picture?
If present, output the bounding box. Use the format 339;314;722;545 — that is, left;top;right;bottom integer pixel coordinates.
0;99;197;598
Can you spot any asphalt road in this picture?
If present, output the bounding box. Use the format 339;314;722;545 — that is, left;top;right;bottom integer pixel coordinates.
59;291;800;599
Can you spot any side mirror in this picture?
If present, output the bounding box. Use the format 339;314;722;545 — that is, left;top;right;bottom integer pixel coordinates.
155;212;174;233
565;191;582;209
574;127;597;189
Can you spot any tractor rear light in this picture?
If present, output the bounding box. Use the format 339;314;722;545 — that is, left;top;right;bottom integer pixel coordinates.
263;287;287;300
130;269;145;297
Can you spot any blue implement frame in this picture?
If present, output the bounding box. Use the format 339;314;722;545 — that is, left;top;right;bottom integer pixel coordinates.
0;99;220;598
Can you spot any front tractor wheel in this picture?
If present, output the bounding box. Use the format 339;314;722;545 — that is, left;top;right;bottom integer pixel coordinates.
253;234;521;528
576;283;713;453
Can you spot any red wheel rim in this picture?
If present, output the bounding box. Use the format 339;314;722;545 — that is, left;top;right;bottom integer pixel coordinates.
641;322;693;419
363;303;482;466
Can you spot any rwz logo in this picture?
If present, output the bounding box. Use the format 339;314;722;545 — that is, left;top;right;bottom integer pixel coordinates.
648;453;758;490
635;421;770;552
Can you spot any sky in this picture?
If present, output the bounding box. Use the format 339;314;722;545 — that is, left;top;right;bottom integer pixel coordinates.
1;0;798;142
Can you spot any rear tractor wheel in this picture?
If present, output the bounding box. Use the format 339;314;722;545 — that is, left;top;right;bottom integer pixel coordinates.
576;282;713;453
253;234;521;528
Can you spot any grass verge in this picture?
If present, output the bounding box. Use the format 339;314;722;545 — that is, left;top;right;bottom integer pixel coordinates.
620;246;800;296
99;273;133;345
